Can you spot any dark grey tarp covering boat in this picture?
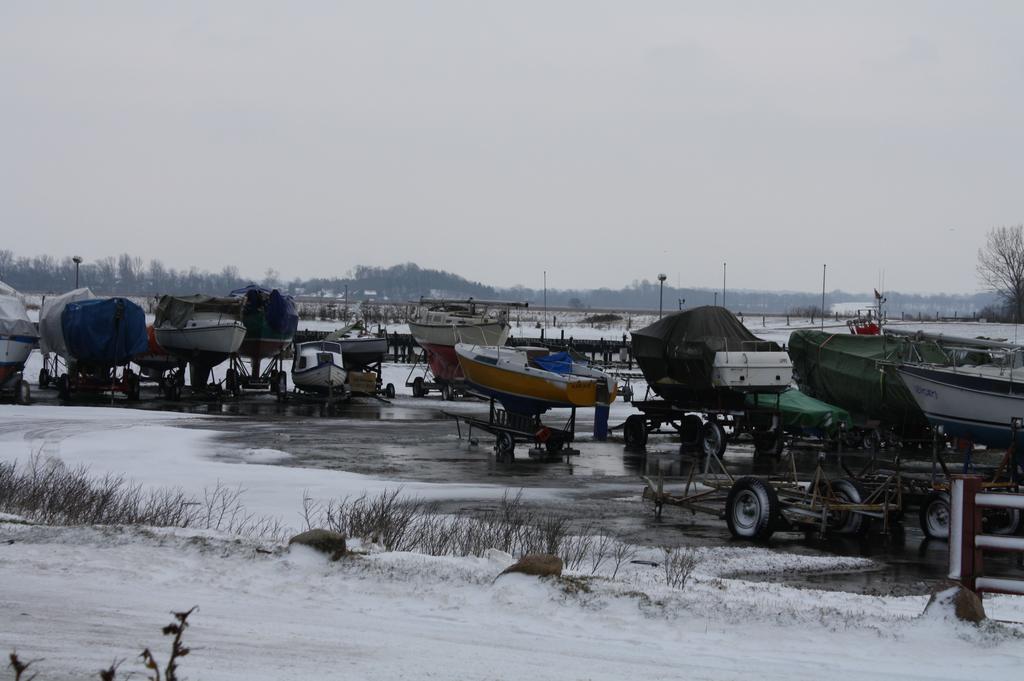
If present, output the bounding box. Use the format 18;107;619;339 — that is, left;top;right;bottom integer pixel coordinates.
631;306;780;406
155;295;243;328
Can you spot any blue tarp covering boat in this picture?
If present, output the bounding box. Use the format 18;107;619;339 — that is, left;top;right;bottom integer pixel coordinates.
230;285;299;335
61;298;148;365
532;351;576;375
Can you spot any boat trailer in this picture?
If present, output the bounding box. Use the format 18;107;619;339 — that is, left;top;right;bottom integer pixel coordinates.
52;361;142;402
617;398;785;458
447;398;580;462
227;352;290;401
406;356;467;401
642;448;902;541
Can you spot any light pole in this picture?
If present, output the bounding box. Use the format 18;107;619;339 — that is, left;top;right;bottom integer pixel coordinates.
72;255;83;288
657;273;667;319
722;262;727;311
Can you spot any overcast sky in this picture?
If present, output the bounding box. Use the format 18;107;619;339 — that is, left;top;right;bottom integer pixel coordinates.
3;2;1023;294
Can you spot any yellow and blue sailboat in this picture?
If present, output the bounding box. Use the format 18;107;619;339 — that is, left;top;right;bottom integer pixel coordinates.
454;343;617;415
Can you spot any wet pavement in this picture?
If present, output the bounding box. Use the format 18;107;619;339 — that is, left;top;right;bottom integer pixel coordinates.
22;382;1024;596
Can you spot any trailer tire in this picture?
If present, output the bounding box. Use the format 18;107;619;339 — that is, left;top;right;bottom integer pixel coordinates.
277;372;288;399
830;478;870;536
862;428;882;453
15;378;30;405
56;374;70;400
726;477;779;542
701;421;728;459
384;383;396;399
442;383;454;401
226;369;240;396
920;491;950;540
985;507;1022;536
38;368;50;389
623;415;647;449
126;372;141;401
412;377;424;398
753;430;784;458
495;432;515;460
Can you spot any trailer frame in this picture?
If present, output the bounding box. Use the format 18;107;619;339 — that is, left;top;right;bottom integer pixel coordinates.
446;398;579;462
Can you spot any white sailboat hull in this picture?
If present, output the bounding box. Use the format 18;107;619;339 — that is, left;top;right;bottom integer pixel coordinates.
155;322;247;357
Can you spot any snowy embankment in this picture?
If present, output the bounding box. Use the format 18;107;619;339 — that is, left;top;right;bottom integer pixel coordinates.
1;406;1022;680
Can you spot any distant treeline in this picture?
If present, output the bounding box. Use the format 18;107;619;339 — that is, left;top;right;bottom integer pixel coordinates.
0;250;997;315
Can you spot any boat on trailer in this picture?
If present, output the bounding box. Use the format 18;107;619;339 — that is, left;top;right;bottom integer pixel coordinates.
896;334;1024;450
0;288;38;404
154;295;247;390
292;340;350;399
455;343;617;415
407;298;527;398
229;285;298;393
46;296;149;401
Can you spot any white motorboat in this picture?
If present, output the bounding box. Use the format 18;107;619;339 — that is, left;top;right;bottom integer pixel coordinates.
898;360;1024;450
292;340;350;397
154;295;246;384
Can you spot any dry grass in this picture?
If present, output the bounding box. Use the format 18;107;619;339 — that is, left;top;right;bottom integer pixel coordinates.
302;489;643;574
0;456;285;541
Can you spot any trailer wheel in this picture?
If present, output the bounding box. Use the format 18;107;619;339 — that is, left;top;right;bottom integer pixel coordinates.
125;372;141;402
495;432;515;460
753;430;784;458
56;374;70;400
225;369;240;396
862;428;882;453
701;421;728;459
623;415;647;449
920;491;950;540
442;383;455;401
14;378;30;405
829;479;870;536
38;368;50;389
726;477;779;541
985;507;1022;536
412;376;424;398
276;372;288;400
384;383;396;399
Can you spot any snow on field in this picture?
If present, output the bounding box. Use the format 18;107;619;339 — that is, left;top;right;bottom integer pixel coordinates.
1;405;1023;679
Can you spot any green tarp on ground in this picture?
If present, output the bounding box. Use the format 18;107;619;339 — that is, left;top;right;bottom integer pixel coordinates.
747;388;852;438
788;330;948;432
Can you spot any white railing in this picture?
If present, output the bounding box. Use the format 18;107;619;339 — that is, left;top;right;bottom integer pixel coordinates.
949;476;1024;596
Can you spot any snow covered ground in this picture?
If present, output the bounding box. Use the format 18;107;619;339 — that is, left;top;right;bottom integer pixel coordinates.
1;405;1023;679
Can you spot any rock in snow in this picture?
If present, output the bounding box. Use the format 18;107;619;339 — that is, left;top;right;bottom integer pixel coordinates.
923;582;987;624
498;553;563;579
289;529;348;561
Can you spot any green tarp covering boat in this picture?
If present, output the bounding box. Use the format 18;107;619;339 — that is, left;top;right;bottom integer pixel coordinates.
746;388;852;438
787;330;948;433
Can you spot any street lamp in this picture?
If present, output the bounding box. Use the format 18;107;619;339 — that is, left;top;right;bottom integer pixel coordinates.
72;256;83;288
657;273;667;319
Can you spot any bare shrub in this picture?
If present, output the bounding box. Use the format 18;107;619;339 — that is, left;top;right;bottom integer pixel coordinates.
610;541;639;579
661;546;698;589
588;534;614;575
